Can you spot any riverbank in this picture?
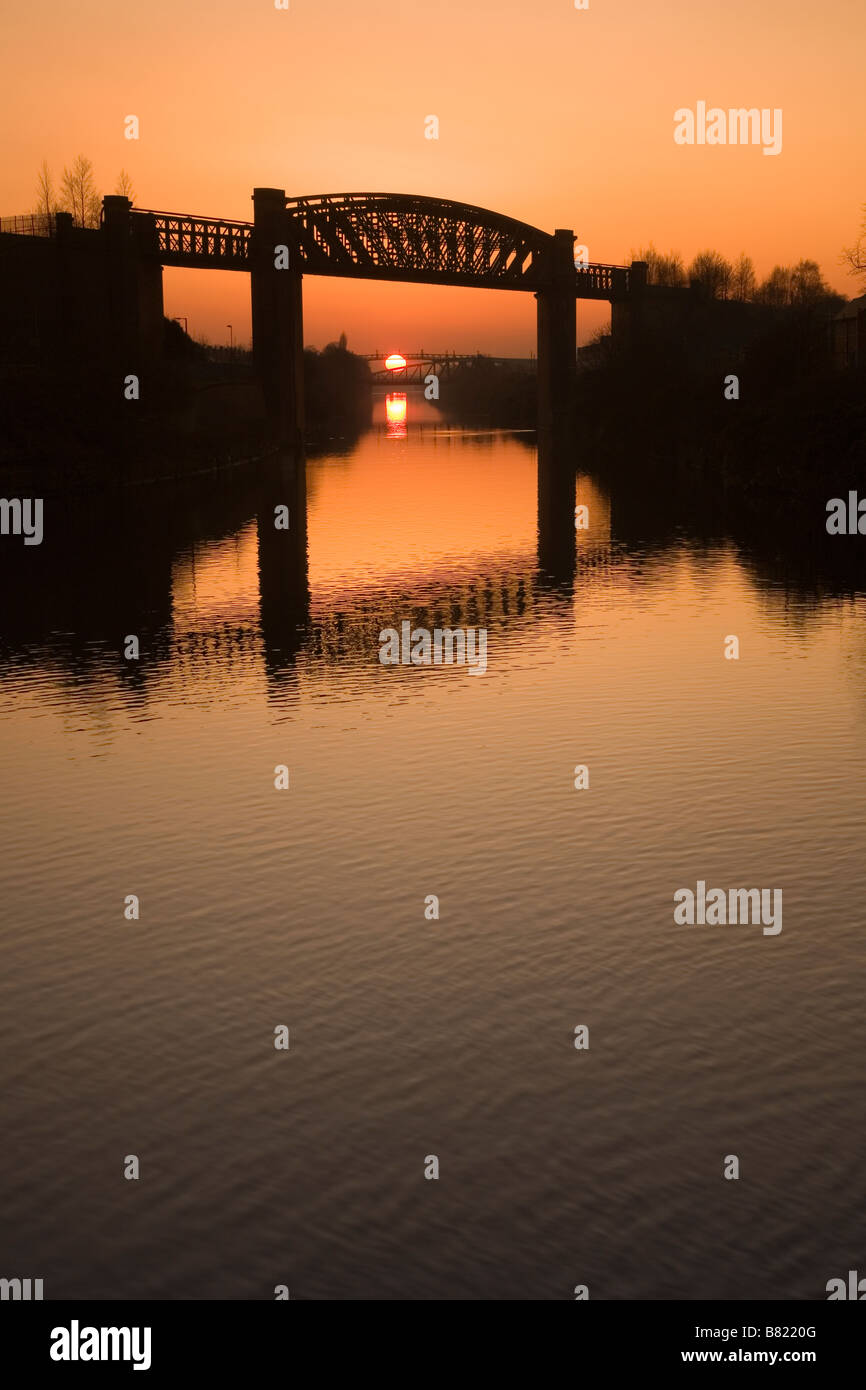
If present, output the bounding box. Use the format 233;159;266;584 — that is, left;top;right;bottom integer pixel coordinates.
576;353;866;523
436;312;866;522
0;330;373;490
435;355;536;429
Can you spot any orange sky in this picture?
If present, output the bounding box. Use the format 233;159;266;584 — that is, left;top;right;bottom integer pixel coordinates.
3;0;865;350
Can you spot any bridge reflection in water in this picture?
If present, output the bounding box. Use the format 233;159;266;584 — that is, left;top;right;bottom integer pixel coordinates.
0;411;609;706
254;399;598;687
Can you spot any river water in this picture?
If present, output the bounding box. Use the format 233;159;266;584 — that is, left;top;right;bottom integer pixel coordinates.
1;391;864;1299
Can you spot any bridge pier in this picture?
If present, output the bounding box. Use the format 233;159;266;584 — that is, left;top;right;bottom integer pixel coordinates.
611;259;648;352
103;195;164;374
537;428;576;588
256;451;310;679
536;228;576;443
251;187;304;449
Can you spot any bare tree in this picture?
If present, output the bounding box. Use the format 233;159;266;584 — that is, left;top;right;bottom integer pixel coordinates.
61;154;101;227
790;259;834;305
756;265;794;306
34;160;56;217
755;260;838;309
655;250;686;287
687;250;733;299
629;242;686;287
842;204;866;285
730;253;756;301
115;169;135;202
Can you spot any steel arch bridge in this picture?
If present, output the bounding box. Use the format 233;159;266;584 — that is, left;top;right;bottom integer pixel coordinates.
132;192;632;300
279;191;626;297
94;186;647;444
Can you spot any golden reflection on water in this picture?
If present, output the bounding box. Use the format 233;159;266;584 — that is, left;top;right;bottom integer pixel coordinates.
385;392;408;436
1;424;866;1300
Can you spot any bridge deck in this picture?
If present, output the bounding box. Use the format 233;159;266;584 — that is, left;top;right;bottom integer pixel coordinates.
1;201;633;299
130;203;632;299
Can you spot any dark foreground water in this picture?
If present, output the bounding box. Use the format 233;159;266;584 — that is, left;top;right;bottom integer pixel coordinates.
1;396;865;1299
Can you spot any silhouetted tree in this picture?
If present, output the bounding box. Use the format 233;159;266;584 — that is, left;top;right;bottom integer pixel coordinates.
688;249;732;299
790;259;835;305
756;265;793;306
304;343;372;429
115;169;135;201
630;242;686;286
730;253;756;301
755;261;838;308
34;160;57;217
842;203;866;285
61;155;101;227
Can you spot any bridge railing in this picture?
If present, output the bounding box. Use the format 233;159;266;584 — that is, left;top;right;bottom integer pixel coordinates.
576;262;630;298
133;210;252;266
0;213;57;238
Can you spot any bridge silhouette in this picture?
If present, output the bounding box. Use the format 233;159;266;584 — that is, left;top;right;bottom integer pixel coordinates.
2;188;648;446
128;190;645;444
361;352;537;384
133;194;633;296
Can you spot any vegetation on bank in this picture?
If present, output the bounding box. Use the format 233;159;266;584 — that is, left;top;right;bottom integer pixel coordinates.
628;242;844;309
575;311;866;520
628;202;866;301
439;220;866;518
438;299;866;518
170;330;374;442
30;154;134;226
304;335;373;442
437;356;537;428
0;324;372;485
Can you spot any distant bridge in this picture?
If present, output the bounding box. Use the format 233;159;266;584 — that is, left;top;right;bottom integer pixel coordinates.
362;353;537;384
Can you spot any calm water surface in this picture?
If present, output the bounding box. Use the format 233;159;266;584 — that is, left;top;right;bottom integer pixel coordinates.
1;396;865;1299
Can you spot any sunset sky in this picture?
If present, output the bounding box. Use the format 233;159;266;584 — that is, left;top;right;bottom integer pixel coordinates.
4;0;865;351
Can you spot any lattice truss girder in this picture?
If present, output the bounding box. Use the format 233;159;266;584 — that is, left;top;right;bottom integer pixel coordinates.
144;214;252;266
130;197;630;297
284;194;546;287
